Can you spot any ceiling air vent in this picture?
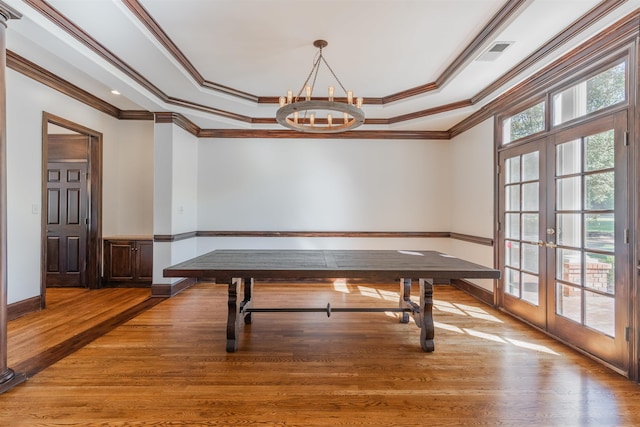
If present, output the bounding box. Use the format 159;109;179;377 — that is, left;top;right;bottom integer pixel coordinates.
476;41;514;62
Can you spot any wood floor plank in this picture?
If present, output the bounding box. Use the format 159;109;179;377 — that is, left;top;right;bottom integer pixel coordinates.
7;288;153;371
2;282;639;426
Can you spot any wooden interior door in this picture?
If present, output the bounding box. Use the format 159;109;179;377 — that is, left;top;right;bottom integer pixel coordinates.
45;161;88;287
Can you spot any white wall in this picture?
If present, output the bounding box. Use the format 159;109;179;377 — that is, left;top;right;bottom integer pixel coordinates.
171;126;198;234
6;69;154;303
102;120;154;236
197;138;451;231
6;66;497;301
196;237;452;253
448;118;496;291
152;124;199;285
191;137;453;253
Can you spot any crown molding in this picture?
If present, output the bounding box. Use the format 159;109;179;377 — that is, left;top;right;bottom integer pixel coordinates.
19;0;530;123
7;50;121;118
120;0;258;103
450;7;640;138
9;1;636;140
197;128;450;140
118;110;154;120
471;0;629;105
0;1;22;21
123;0;528;106
154;112;200;136
380;0;529;105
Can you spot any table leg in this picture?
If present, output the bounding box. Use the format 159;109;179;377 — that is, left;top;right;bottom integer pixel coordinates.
399;278;411;324
419;278;435;352
226;278;242;352
242;277;254;324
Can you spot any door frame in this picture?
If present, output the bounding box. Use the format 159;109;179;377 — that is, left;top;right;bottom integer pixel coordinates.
40;113;103;306
497;137;548;329
548;112;631;373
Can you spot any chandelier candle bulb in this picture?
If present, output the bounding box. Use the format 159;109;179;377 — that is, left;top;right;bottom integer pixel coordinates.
293;111;299;123
347;90;353;105
328;86;334;101
344;112;349;124
279;96;286;108
310;113;315;126
357;97;363;108
287;90;293;104
305;85;312;101
327;114;333;126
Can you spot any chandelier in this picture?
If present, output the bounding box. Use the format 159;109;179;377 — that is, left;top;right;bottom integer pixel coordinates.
276;40;364;133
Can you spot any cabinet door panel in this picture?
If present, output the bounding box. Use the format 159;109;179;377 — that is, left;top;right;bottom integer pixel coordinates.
136;241;153;281
108;241;135;280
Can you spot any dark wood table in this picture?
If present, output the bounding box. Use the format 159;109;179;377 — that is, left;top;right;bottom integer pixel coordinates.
163;249;500;352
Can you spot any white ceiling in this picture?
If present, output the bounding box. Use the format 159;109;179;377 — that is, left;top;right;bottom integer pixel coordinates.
3;0;639;132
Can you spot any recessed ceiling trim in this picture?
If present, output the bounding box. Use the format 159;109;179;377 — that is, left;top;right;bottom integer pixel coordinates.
23;0;168;99
6;49;121;118
381;0;529;104
198;128;451;140
0;1;22;20
121;0;530;106
435;0;527;86
14;0;634;132
388;100;475;125
120;0;258;103
452;8;639;138
471;0;628;104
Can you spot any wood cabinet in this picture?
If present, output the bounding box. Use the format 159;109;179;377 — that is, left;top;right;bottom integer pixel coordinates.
103;238;153;286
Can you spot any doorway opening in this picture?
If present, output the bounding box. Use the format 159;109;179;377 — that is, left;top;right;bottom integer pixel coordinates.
41;113;102;305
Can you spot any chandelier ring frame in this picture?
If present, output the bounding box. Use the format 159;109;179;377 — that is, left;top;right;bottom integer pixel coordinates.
276;100;365;134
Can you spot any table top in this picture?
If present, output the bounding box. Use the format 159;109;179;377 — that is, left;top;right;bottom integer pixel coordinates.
163;249;501;281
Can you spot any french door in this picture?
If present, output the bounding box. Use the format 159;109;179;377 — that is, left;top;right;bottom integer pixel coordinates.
498;111;629;372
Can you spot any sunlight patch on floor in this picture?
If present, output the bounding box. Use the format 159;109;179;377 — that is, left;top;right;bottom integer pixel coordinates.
434;299;503;323
333;279;350;293
434;321;558;355
504;337;559;355
356;285;400;302
357;286;382;299
463;328;507;343
434;321;463;334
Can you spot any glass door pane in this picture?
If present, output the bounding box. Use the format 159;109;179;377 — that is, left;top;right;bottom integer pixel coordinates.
499;142;546;328
547;112;629;372
553;131;615;336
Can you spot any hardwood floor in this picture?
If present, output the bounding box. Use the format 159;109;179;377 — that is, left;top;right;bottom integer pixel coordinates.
7;287;157;376
2;282;640;426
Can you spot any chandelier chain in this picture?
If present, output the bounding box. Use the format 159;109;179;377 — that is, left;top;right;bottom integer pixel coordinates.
295;51;322;102
295;46;349;101
319;54;348;95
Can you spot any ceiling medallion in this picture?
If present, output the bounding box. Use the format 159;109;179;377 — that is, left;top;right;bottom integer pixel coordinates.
276;40;364;133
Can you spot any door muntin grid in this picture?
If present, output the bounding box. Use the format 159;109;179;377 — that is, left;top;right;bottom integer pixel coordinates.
504;151;540;306
554;130;615;337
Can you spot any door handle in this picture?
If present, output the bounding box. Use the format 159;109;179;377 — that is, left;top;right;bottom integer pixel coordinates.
546;241;557;248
